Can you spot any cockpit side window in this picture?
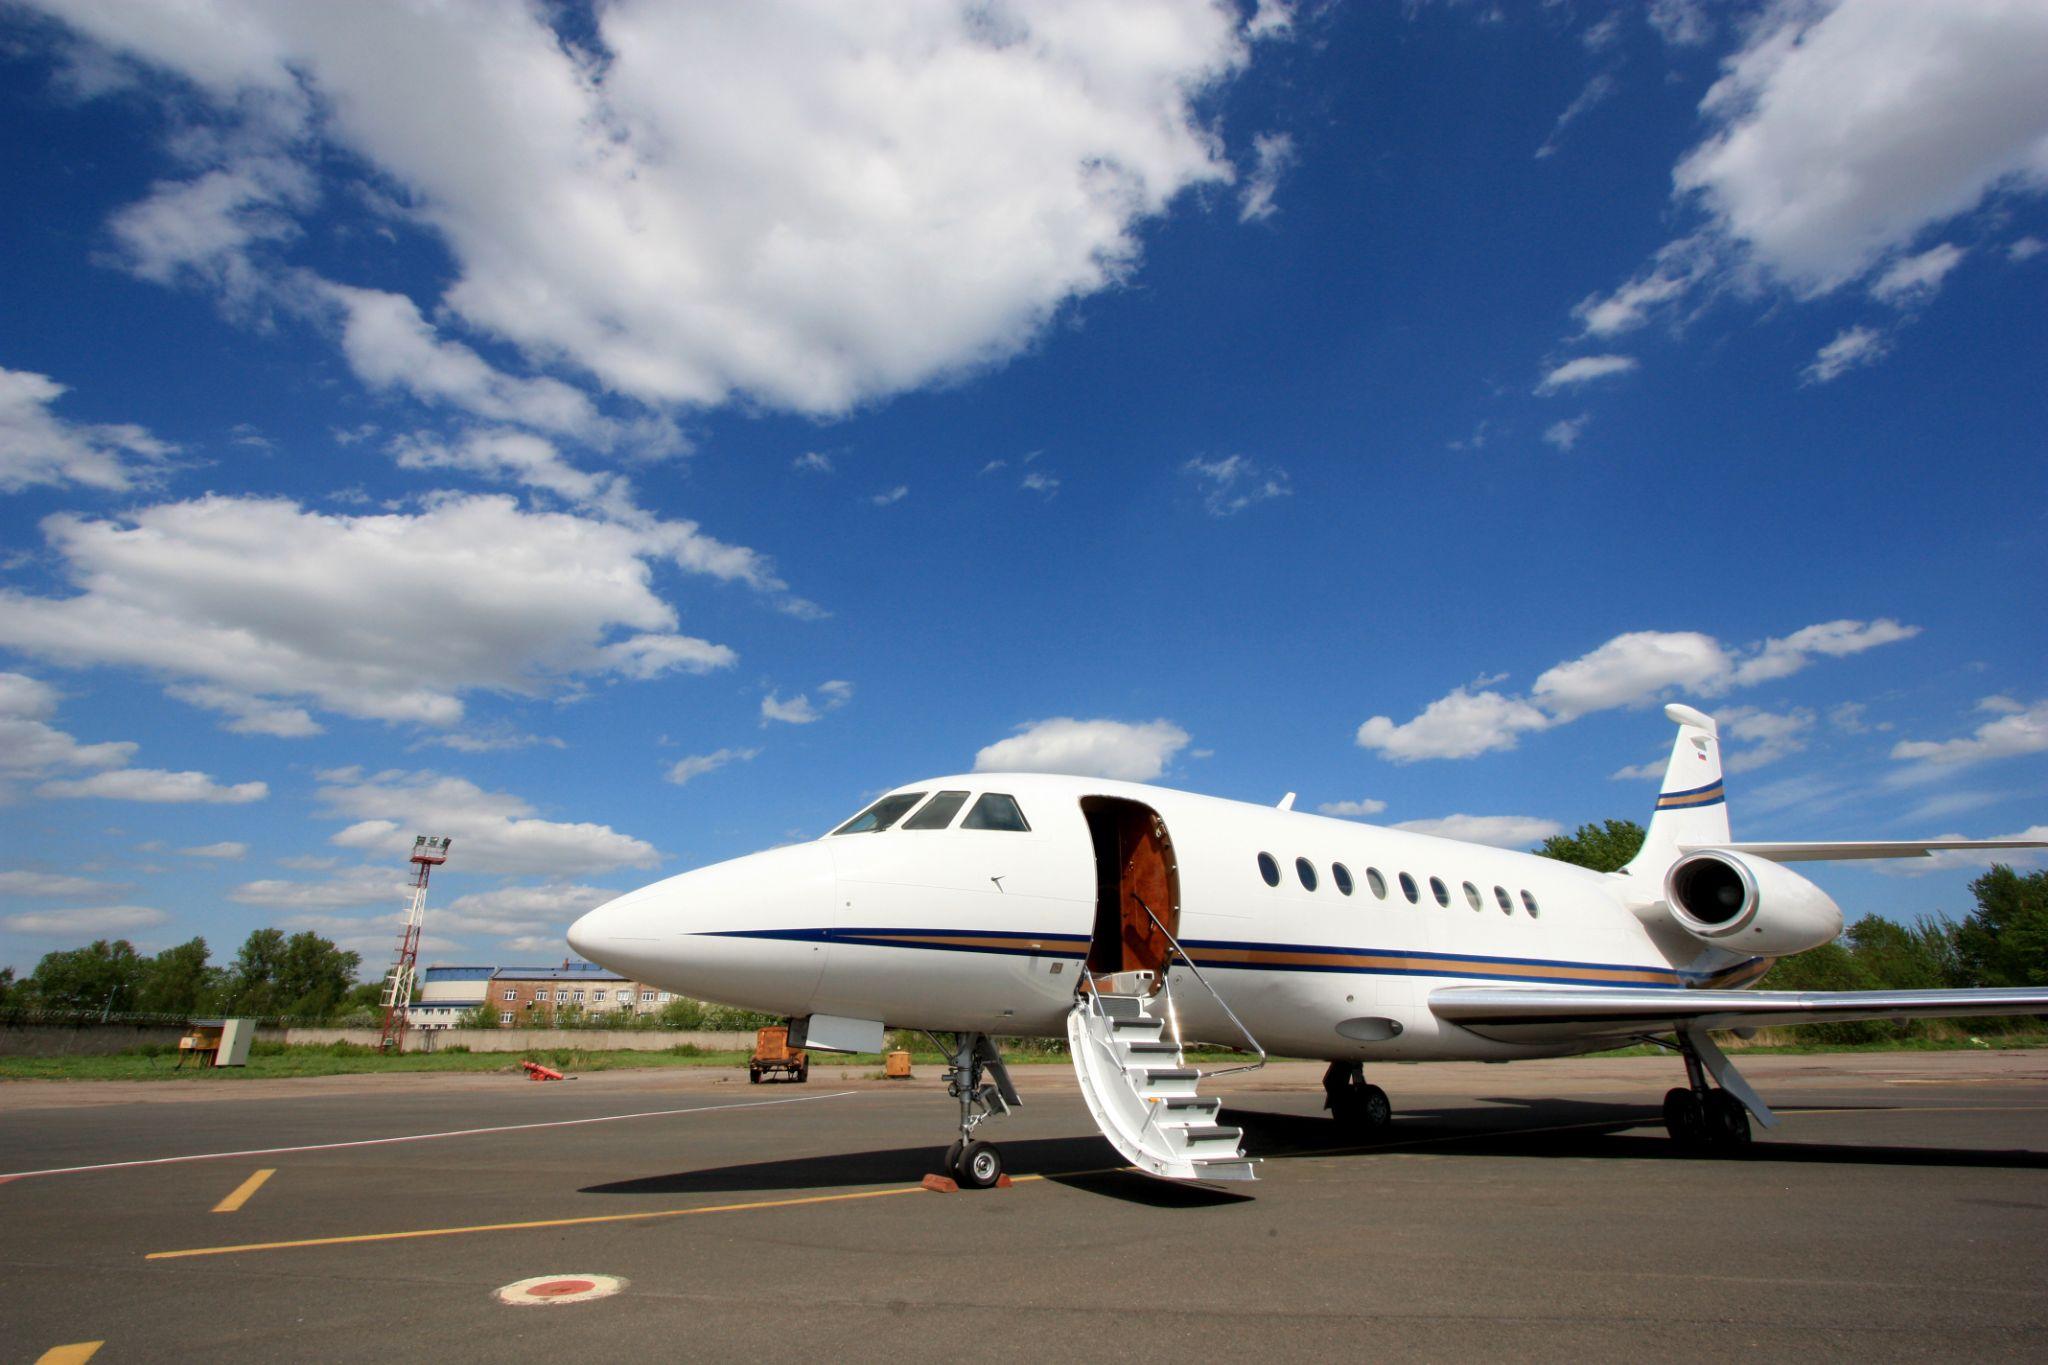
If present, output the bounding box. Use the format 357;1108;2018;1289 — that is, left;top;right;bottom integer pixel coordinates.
903;790;971;830
831;792;927;835
961;792;1031;832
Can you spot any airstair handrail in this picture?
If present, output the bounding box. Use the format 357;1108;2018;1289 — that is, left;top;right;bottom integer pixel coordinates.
1131;895;1266;1078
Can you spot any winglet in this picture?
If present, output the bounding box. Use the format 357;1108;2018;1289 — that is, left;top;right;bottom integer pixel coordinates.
1277;792;1296;811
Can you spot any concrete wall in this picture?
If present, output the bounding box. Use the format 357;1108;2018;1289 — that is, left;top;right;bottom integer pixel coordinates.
0;1022;288;1057
0;1021;756;1056
284;1026;758;1054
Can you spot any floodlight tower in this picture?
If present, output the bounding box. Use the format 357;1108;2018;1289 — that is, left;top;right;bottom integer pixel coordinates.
378;835;451;1051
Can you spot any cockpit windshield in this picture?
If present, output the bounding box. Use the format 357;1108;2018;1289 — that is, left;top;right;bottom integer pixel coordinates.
962;792;1030;832
831;792;926;835
903;790;970;829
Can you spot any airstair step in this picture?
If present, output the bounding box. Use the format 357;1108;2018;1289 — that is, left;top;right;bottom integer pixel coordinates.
1189;1158;1258;1182
1171;1124;1244;1155
1137;1067;1200;1097
1109;1015;1162;1034
1120;1040;1181;1061
1158;1096;1221;1123
1094;994;1147;1021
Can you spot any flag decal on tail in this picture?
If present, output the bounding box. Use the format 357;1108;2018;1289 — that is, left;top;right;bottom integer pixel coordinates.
1657;780;1726;810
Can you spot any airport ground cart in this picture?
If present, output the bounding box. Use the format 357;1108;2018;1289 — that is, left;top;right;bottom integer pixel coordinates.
748;1025;809;1083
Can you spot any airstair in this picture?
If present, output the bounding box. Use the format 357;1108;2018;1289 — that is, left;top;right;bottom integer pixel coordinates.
1066;900;1263;1181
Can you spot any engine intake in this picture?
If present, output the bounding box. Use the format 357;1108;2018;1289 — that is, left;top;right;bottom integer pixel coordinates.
1663;849;1842;956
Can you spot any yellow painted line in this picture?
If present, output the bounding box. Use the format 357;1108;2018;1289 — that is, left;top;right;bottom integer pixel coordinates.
35;1344;103;1365
150;1175;1048;1261
212;1168;275;1213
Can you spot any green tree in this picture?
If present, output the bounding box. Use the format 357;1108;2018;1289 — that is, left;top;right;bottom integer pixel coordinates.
1845;915;1962;991
1762;940;1899;1044
275;931;361;1018
0;966;16;1010
1534;819;1646;873
1954;865;2048;987
456;1002;499;1029
222;928;287;1015
137;937;220;1017
28;939;148;1014
658;997;709;1029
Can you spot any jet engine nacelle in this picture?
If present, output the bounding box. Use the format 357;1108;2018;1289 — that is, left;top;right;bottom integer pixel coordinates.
1663;849;1844;956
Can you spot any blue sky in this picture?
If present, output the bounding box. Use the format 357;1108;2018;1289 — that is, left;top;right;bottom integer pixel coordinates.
2;0;2043;976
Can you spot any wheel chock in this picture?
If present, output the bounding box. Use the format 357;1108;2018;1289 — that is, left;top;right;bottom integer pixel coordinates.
994;1174;1013;1188
921;1174;959;1193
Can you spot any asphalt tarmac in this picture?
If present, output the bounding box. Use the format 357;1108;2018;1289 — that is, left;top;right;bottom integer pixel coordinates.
2;1050;2045;1362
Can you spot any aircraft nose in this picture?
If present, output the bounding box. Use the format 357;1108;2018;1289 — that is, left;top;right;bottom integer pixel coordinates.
566;842;837;1008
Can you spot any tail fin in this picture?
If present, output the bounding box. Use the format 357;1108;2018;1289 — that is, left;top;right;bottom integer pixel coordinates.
1621;703;1727;878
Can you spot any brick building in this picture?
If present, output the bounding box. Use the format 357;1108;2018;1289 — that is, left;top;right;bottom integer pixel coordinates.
488;962;675;1025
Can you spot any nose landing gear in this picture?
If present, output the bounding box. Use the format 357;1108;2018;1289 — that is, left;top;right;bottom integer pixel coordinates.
938;1032;1021;1189
1323;1060;1393;1134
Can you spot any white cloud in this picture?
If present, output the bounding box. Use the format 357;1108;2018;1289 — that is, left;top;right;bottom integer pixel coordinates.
2011;235;2046;261
230;865;413;912
1648;0;1712;47
1871;824;2048;877
315;768;660;877
666;747;760;786
0;366;175;493
37;767;267;804
1869;243;1967;306
1716;705;1815;773
974;717;1190;782
1572;253;1701;338
439;882;612;939
1238;131;1296;222
1673;1;2048;297
1542;414;1589;451
1726;618;1920;686
869;485;909;508
1;905;169;936
1316;798;1388;819
1536;72;1617;160
1530;631;1730;720
40;1;1265;416
1390;814;1565;848
179;841;249;860
320;284;633;446
1021;471;1061;497
1358;620;1918;762
792;451;834;474
1891;697;2048;767
105;156;314;307
0;494;743;729
762;680;853;726
0;871;128;898
1536;354;1638;393
1182;455;1291;516
165;684;323;738
1802;325;1889;383
1610;759;1667;781
1246;0;1294;41
1356;689;1551;763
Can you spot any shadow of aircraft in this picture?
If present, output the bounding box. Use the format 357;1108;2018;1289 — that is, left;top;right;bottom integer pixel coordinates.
1220;1098;2048;1172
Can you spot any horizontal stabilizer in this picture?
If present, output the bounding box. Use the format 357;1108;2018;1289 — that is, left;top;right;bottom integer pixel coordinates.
1681;838;2048;863
1431;984;2048;1044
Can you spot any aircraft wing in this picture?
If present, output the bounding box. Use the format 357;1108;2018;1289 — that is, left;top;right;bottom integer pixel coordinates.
1678;838;2046;862
1429;984;2048;1045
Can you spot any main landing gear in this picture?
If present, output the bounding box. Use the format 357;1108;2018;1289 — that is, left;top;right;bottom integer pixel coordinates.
938;1032;1022;1189
1661;1031;1753;1153
1323;1060;1393;1134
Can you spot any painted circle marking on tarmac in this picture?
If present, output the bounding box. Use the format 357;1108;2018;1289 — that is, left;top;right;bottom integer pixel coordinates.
495;1274;626;1306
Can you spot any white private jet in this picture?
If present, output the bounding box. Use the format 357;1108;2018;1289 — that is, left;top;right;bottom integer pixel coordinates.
568;705;2048;1189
